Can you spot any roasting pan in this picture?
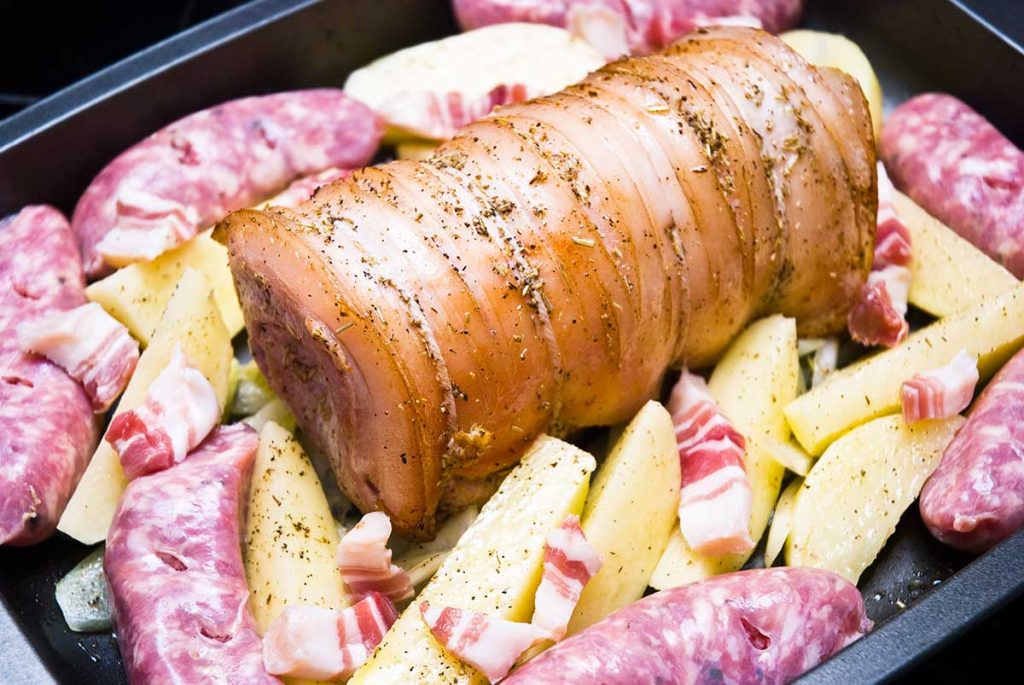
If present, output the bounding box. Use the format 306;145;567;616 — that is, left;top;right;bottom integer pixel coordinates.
2;0;1023;682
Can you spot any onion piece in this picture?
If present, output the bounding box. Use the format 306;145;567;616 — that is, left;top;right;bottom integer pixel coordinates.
55;547;111;632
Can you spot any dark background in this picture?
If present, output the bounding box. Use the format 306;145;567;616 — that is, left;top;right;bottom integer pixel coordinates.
0;0;1021;682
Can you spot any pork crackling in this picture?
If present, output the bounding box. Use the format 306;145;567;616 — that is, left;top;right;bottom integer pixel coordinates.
216;26;876;538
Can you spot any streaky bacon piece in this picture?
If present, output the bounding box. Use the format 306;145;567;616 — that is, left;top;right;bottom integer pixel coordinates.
847;266;911;348
668;371;754;557
262;593;398;681
849;163;913;347
337;511;414;604
901;349;979;424
16;302;138;412
874;164;913;269
95;187;201;267
420;603;551;683
375;83;535;141
268;167;353;209
104;344;220;479
532;514;602;639
874;211;913;270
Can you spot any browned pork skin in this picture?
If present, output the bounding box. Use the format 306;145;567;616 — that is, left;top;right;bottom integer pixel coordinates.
216;27;876;538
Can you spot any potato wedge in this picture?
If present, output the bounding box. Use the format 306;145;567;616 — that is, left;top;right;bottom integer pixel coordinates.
786;414;964;583
895;190;1018;317
350;435;595;685
567;401;679;633
651;315;798;590
781;29;883;141
246;421;344;685
758;435;813;477
764;478;802;566
785;282;1024;455
86;229;244;345
245;421;346;685
58;269;233;544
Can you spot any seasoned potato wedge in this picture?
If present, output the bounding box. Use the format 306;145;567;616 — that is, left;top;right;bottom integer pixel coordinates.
58;269;233;544
781;29;883;141
786;415;964;583
567;401;679;633
759;436;813;477
245;421;345;685
895;190;1018;317
764;478;802;566
651;315;798;590
350;435;595;685
785;282;1024;455
86;229;243;345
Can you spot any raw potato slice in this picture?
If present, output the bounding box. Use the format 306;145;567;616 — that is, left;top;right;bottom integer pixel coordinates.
781;29;883;141
758;435;813;477
58;269;233;544
651;315;799;590
785;282;1024;455
786;414;964;583
764;478;802;566
86;229;243;345
895;190;1018;317
344;23;604;141
567;401;679;634
349;435;595;685
245;421;345;685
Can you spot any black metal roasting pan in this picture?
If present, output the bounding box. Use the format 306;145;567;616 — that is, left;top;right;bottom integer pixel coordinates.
1;0;1023;682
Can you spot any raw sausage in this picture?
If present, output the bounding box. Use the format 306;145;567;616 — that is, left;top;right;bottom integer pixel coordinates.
104;424;280;684
337;512;414;603
0;206;98;546
216;27;875;537
73;90;381;276
16;302;138;412
920;346;1024;552
881;93;1024;277
503;567;871;685
452;0;804;56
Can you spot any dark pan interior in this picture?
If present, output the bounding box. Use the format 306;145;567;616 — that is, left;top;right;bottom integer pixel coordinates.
2;1;1023;683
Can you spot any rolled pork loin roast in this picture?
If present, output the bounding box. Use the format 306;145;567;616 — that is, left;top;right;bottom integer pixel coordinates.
216;26;876;538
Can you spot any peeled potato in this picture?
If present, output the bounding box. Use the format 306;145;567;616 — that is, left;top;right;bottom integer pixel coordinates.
781;29;883;141
785;282;1024;455
651;315;798;590
58;269;233;544
568;401;679;633
764;478;802;566
86;229;243;345
895;190;1018;317
786;414;964;583
758;435;813;477
350;435;595;685
245;421;345;685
